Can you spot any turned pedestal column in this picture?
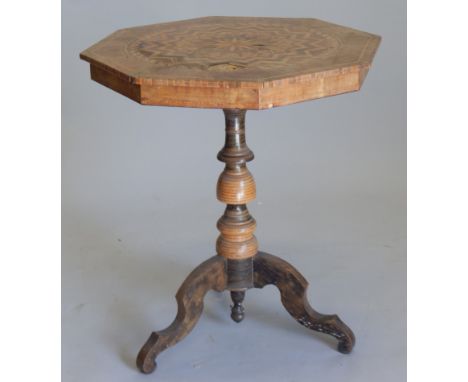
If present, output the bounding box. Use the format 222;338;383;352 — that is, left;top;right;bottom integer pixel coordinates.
135;110;355;373
216;109;256;321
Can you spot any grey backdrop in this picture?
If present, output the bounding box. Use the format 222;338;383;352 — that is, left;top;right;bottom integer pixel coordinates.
62;1;406;381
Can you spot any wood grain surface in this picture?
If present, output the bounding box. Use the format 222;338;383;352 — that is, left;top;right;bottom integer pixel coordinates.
80;16;380;109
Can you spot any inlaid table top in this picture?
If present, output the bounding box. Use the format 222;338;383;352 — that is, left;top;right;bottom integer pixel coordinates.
80;16;380;109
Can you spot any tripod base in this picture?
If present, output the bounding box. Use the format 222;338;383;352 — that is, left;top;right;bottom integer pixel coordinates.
136;251;355;374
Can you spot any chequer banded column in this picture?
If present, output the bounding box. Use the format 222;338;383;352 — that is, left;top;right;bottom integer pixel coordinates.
216;109;257;322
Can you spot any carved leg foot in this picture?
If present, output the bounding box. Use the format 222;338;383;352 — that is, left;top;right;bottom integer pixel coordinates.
136;256;227;373
230;290;245;323
253;251;355;353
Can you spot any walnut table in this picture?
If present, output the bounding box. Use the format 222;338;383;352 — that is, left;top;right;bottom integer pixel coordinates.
80;16;380;374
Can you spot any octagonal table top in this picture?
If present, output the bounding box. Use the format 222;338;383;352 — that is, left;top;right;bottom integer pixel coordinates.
80;16;380;110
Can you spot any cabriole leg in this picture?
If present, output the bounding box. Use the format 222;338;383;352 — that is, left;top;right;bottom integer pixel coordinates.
253;251;355;353
136;256;226;374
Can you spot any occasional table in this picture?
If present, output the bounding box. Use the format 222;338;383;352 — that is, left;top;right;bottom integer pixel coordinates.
80;16;380;374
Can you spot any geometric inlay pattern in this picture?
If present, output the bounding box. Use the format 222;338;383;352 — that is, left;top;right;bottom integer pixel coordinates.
80;17;380;109
125;20;342;73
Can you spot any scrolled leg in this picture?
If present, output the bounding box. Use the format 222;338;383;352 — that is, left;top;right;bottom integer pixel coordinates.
253;252;355;353
136;255;227;373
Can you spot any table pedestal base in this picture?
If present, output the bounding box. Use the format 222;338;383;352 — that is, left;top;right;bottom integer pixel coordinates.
136;109;355;374
136;251;355;374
